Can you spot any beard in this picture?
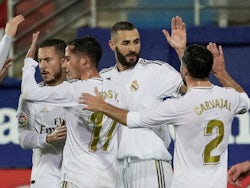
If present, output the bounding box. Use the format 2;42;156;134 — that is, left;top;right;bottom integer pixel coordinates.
42;69;63;85
116;47;140;69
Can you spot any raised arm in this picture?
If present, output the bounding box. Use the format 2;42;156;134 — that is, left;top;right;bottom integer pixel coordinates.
0;15;25;71
207;42;245;93
26;31;40;58
162;16;186;60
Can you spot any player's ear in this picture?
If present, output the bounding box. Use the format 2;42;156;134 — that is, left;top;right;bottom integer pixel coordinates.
109;40;116;52
182;65;188;76
80;55;88;66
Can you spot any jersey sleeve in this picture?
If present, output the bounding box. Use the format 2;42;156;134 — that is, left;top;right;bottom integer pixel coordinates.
156;62;183;98
17;95;51;149
235;92;250;114
127;99;177;128
21;58;78;107
0;35;12;71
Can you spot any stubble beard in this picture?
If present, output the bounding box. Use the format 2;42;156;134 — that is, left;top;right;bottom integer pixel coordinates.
43;69;63;85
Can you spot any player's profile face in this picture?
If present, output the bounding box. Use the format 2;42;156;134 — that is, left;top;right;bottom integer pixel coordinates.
64;45;81;80
38;46;64;86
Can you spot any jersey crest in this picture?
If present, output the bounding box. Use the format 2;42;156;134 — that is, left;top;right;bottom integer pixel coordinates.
130;80;139;92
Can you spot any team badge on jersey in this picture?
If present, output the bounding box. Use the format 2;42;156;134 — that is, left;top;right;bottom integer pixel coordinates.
130;80;139;92
17;113;28;126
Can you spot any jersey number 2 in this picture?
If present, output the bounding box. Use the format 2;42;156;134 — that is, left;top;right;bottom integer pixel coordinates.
203;120;224;164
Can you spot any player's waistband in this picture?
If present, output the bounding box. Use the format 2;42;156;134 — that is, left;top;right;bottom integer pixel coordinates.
118;157;171;170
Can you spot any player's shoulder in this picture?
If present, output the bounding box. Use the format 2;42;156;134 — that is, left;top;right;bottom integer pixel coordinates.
138;58;177;73
215;85;237;93
100;66;116;74
213;85;245;98
138;58;166;66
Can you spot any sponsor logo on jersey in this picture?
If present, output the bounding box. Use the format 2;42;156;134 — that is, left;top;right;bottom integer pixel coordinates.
40;107;49;113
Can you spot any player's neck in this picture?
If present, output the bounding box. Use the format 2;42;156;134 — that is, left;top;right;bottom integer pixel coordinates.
116;62;136;72
45;76;65;86
187;79;212;90
80;68;100;80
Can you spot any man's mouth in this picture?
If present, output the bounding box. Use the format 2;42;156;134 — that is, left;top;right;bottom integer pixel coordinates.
41;71;49;76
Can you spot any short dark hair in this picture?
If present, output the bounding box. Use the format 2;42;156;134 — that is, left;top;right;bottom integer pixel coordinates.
67;36;102;67
182;44;213;79
38;38;66;58
111;21;137;38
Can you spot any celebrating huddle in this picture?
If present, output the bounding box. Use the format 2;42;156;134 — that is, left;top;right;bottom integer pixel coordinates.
1;14;249;188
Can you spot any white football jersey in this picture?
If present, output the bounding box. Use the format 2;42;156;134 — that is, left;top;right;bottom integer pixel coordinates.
22;58;125;187
0;35;12;71
17;94;65;188
127;85;249;188
100;58;183;160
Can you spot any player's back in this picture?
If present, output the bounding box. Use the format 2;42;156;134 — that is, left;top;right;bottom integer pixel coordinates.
169;85;248;188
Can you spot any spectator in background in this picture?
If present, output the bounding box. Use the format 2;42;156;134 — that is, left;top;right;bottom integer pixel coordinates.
0;15;24;79
228;160;250;187
17;31;67;188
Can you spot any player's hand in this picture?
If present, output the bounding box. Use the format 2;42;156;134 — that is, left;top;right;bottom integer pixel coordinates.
0;59;12;80
5;15;25;38
31;31;40;45
228;161;250;187
207;42;226;76
26;31;40;58
162;16;186;52
46;121;67;144
79;87;104;112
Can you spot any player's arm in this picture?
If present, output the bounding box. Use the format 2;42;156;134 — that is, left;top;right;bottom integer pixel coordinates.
162;16;186;61
207;42;245;93
17;95;50;149
21;56;76;105
22;31;74;104
81;87;128;125
80;87;175;128
228;160;250;187
0;15;25;71
26;31;39;59
163;16;187;95
0;59;11;80
18;120;66;149
17;95;67;148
